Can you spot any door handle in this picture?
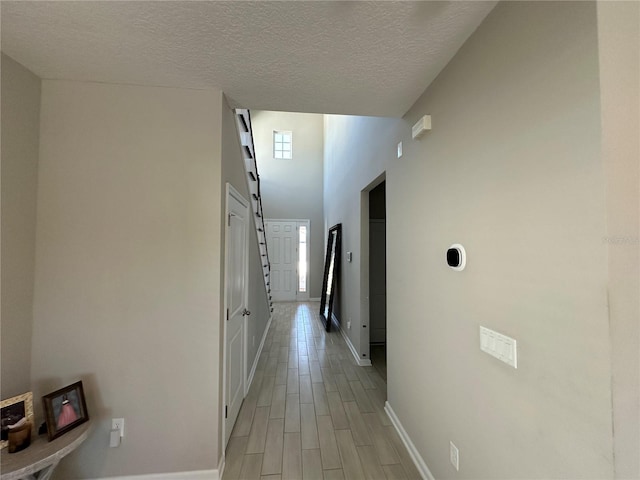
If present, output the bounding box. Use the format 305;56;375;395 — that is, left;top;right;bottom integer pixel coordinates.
242;309;251;316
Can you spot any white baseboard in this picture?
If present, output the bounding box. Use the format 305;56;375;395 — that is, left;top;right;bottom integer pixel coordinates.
89;469;220;480
333;314;372;367
309;297;321;302
247;314;273;391
385;401;434;480
92;450;225;480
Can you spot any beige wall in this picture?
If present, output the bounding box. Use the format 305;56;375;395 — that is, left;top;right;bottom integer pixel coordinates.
252;111;325;299
32;80;224;478
325;2;620;477
597;2;640;478
324;115;397;360
1;54;41;399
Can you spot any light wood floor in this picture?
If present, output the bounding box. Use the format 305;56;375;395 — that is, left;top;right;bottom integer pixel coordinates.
223;302;421;480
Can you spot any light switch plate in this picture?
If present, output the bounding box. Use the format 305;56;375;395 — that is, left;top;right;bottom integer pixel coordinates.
397;142;403;158
480;326;517;368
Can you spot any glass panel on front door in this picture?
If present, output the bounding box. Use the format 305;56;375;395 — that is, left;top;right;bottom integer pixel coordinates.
298;225;307;293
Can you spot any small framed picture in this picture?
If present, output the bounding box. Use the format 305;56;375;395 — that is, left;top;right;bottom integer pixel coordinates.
42;381;89;441
1;392;34;449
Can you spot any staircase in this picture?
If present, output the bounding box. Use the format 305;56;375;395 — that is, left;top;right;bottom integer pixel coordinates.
233;109;273;313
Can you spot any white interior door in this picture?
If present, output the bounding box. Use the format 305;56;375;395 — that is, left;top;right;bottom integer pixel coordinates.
225;186;249;447
266;220;297;301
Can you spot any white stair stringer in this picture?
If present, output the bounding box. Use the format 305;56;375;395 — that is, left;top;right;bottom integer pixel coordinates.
233;109;273;312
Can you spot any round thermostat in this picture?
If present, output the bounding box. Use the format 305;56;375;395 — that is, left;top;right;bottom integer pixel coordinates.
447;244;466;271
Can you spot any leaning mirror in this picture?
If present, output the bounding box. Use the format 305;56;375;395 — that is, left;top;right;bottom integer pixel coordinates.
319;224;342;332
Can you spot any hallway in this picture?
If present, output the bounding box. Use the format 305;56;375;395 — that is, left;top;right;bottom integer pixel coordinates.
223;302;421;480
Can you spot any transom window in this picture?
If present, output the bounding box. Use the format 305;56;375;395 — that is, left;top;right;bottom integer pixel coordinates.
273;131;292;159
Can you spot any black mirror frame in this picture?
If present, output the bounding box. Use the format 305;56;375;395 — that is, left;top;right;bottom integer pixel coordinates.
319;223;342;332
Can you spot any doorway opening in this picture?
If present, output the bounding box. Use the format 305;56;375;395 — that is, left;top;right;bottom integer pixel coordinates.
368;181;387;381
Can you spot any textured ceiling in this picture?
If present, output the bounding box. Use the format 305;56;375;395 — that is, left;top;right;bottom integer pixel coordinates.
1;1;496;117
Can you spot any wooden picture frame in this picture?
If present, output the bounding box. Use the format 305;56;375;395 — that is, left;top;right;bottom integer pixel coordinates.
319;223;342;332
1;392;34;449
42;381;89;441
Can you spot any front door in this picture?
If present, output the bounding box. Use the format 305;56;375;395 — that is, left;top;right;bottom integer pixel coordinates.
265;220;297;301
225;186;249;446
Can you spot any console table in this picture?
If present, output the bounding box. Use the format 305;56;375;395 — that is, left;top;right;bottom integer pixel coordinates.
0;421;91;480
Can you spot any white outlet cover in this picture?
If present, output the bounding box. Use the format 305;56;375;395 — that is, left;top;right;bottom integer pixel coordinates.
397;141;403;158
109;429;121;448
112;418;125;437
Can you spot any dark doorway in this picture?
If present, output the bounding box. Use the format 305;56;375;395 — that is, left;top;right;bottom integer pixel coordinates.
369;181;386;381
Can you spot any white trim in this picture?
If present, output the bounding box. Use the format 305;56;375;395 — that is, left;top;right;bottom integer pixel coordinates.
361;175;387;373
217;452;225;480
384;402;434;480
246;314;273;393
264;218;311;223
309;297;321;302
88;468;220;480
333;314;372;367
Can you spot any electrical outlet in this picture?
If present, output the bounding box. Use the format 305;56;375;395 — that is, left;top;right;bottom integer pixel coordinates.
450;441;459;471
112;418;125;437
347;320;351;330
